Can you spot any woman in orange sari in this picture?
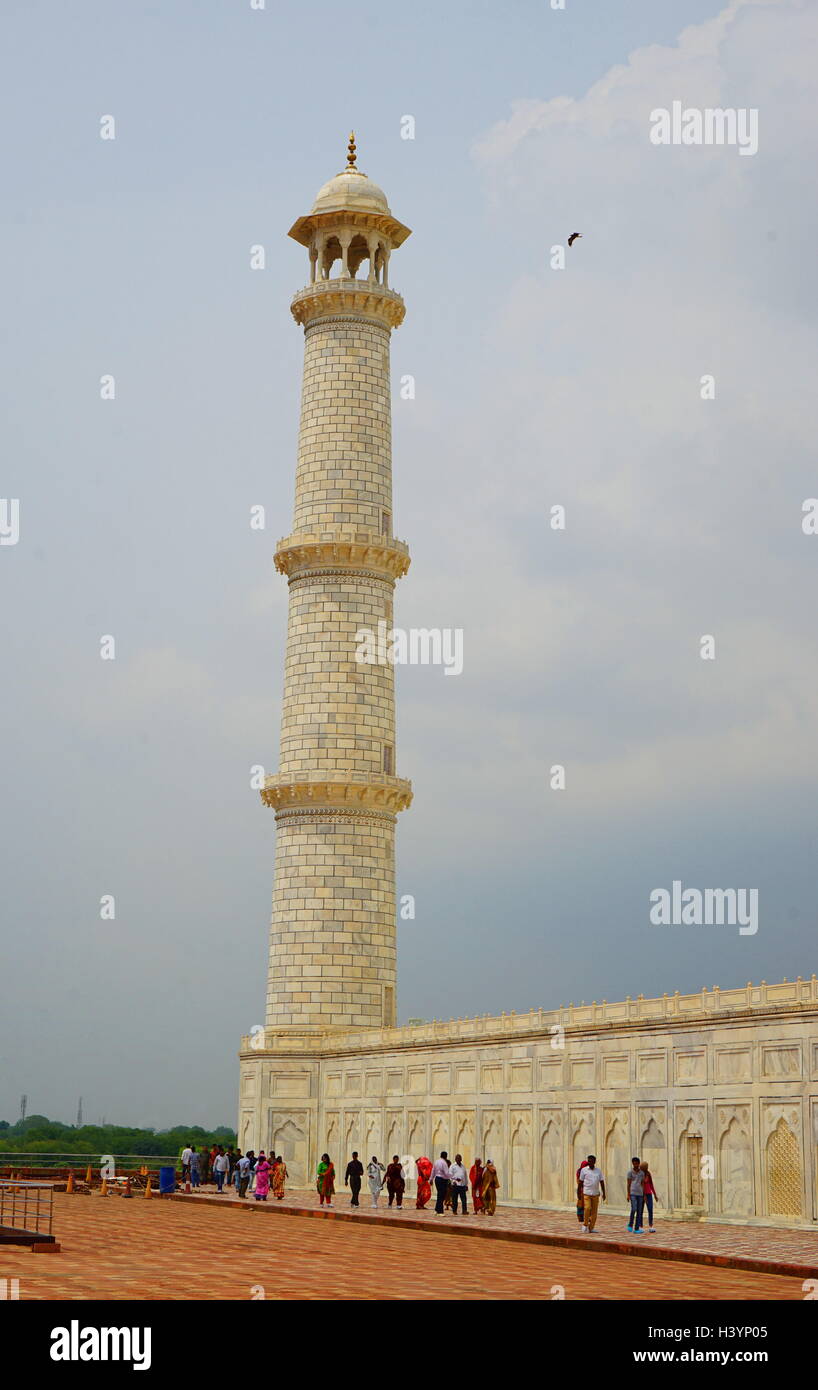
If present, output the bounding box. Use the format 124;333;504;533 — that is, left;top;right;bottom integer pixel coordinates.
469;1158;484;1213
316;1153;335;1206
272;1154;288;1200
415;1155;432;1209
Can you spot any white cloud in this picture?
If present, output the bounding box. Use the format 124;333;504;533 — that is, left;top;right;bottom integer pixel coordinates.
398;0;818;825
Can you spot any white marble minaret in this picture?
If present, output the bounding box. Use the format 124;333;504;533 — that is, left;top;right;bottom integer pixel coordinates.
259;135;412;1038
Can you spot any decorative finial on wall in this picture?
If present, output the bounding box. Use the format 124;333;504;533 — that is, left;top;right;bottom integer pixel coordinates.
346;131;357;168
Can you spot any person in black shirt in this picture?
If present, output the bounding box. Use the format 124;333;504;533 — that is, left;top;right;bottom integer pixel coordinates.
345;1151;364;1206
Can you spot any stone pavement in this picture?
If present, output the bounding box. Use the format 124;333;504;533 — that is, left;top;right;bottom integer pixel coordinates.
175;1185;818;1279
0;1192;808;1301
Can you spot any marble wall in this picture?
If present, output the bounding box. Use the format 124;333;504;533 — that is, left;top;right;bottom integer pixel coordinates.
239;984;818;1227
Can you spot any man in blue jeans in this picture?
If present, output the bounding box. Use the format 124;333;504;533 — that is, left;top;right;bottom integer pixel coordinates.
627;1156;645;1232
212;1147;229;1193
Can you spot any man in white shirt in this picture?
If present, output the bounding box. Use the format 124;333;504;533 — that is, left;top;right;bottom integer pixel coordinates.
180;1145;193;1184
212;1147;230;1193
579;1154;606;1232
448;1154;468;1214
432;1151;451;1214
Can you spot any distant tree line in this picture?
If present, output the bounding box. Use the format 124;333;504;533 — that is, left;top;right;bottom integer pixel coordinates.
0;1114;236;1156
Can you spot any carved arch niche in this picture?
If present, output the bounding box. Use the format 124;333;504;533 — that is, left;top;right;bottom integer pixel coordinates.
482;1112;502;1168
455;1111;475;1161
603;1109;630;1204
717;1106;753;1217
639;1110;668;1210
540;1112;563;1204
385;1112;401;1159
364;1111;382;1160
571;1110;594;1178
344;1112;361;1162
431;1112;449;1157
676;1109;706;1210
510;1111;532;1201
271;1115;308;1187
324;1113;339;1166
406;1112;424;1158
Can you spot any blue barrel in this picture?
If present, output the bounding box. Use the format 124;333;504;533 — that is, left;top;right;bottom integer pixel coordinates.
159;1165;176;1194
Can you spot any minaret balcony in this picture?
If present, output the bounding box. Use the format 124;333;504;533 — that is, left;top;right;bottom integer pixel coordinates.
274;529;410;581
261;769;413;815
291;279;406;329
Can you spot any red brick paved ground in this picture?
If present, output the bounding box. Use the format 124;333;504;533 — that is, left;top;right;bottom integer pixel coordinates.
175;1184;818;1278
0;1192;808;1300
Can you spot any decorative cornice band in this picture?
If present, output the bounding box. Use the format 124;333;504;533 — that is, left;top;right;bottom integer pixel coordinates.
304;314;392;334
287;567;395;590
274;806;398;826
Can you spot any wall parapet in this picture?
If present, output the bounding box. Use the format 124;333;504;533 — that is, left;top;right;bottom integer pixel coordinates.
240;975;818;1056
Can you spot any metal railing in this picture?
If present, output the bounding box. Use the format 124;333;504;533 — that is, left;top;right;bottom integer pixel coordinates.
0;1152;176;1173
0;1181;54;1236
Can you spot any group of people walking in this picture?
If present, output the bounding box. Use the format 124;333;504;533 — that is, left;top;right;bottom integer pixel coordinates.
574;1154;659;1234
233;1149;289;1201
180;1142;660;1235
314;1151;500;1215
179;1143;288;1201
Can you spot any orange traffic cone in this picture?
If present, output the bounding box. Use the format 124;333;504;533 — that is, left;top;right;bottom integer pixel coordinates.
85;1164;92;1184
66;1171;74;1194
100;1177;108;1197
144;1176;152;1199
140;1165;147;1177
122;1177;132;1199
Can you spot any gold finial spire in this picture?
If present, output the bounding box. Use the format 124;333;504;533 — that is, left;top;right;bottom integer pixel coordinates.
346;131;357;168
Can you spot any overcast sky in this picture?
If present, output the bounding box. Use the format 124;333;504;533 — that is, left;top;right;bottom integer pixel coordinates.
1;0;816;1130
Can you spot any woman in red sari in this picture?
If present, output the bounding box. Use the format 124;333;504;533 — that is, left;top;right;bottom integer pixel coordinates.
469;1158;484;1213
316;1153;335;1206
415;1155;432;1209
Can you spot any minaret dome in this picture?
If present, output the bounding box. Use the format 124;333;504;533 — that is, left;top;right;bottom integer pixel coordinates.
288;133;410;287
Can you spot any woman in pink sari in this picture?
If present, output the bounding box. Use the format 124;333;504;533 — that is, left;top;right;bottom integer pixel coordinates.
253;1154;270;1201
415;1155;432;1209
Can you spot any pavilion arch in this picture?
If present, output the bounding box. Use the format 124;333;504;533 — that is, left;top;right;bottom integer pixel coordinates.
312;230;391;283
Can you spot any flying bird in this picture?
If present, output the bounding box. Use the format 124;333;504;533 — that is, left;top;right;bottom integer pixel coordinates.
567;232;582;247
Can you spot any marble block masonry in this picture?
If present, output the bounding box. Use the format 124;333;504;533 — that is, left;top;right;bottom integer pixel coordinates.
239;138;818;1227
